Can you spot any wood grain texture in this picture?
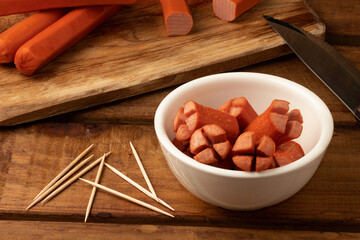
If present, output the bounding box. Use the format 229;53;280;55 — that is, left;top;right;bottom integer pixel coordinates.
307;0;360;45
0;122;359;231
0;0;325;126
0;0;359;238
1;220;360;240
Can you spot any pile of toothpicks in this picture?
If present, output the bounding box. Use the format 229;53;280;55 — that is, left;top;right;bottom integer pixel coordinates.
26;142;174;221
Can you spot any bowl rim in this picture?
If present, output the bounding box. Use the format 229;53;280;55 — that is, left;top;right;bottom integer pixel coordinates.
154;72;334;179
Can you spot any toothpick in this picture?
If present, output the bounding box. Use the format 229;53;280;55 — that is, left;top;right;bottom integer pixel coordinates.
26;154;94;210
129;142;158;202
84;154;106;222
40;152;111;205
105;163;174;211
79;178;174;218
34;144;94;200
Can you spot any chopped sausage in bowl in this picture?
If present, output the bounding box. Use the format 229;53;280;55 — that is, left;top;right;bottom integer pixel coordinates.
154;72;333;210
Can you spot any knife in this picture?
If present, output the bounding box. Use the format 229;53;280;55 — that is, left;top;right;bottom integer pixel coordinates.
264;16;360;122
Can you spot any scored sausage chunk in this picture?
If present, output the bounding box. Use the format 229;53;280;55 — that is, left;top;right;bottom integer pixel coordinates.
245;100;304;146
174;100;239;144
276;120;303;145
233;155;253;172
276;109;304;145
256;135;276;157
232;131;276;172
218;97;258;131
255;156;274;172
172;98;305;172
273;141;305;167
190;124;233;169
232;131;255;155
245;99;290;144
231;131;255;171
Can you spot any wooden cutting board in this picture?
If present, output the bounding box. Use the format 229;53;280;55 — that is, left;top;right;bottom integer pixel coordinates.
0;0;325;126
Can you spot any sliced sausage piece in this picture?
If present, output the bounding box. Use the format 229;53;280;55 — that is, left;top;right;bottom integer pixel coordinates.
276;120;303;145
175;124;192;141
233;155;253;172
213;140;232;160
255;156;273;172
183;100;239;143
232;133;275;172
287;109;303;123
268;99;290;115
188;124;233;169
172;138;189;152
213;0;260;22
183;100;198;117
269;112;288;133
194;148;218;165
173;107;186;132
213;140;233;169
218;97;258;131
245;100;289;143
160;0;193;36
232;131;255;155
268;158;278;169
231;131;256;172
190;128;210;155
202;124;228;144
217;99;232;113
0;9;67;63
273;141;305;167
256;135;275;157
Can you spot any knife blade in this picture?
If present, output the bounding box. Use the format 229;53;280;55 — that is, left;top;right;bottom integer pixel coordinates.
264;15;360;122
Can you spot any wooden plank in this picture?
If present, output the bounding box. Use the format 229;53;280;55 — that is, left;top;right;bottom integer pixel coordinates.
0;220;360;240
0;123;359;231
0;0;325;126
307;0;360;45
49;46;360;126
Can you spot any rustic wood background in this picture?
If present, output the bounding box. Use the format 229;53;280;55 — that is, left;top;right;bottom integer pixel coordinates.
0;0;359;238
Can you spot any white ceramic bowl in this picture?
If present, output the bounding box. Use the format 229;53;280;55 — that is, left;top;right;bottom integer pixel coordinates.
154;72;333;210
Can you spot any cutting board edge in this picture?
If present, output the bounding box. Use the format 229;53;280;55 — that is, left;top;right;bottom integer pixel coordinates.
0;47;300;126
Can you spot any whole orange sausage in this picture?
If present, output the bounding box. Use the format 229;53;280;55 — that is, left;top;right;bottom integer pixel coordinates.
160;0;193;36
0;9;67;63
0;0;136;16
14;5;121;75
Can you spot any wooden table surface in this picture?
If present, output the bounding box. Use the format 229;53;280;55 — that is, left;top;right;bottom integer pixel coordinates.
1;0;359;239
